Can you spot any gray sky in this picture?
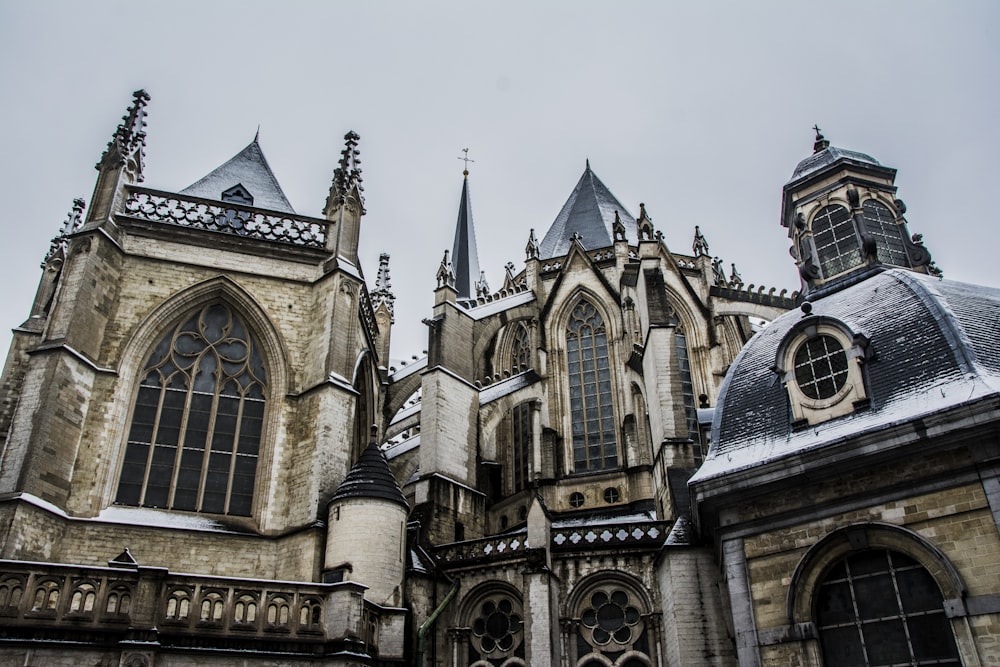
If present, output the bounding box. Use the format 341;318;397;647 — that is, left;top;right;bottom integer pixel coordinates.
1;1;998;365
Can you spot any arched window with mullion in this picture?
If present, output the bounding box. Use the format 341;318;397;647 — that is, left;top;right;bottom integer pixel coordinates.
566;299;617;473
116;303;266;516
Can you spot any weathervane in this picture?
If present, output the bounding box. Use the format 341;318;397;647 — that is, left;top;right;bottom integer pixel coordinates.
458;148;475;175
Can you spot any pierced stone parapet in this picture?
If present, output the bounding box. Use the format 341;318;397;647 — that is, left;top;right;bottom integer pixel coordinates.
122;186;328;248
434;531;529;565
551;520;669;552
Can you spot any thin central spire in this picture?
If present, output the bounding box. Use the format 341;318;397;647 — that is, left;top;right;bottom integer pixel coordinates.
450;163;482;300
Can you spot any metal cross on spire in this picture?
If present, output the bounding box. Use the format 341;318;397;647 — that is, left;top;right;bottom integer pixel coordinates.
458;148;475;176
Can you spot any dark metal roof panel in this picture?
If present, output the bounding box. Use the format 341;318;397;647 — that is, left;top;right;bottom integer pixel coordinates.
451;177;481;300
789;145;882;182
180;138;295;214
538;164;637;259
330;442;409;509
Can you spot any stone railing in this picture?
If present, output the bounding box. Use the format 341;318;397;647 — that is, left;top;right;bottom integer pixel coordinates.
122;186;329;249
551;520;669;552
434;531;529;565
0;559;398;660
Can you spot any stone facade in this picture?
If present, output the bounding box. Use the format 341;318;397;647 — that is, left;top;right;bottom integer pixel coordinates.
0;94;997;666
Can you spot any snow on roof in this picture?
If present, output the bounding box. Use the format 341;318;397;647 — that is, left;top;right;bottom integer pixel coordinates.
463;289;536;320
180;137;295;214
692;269;1000;484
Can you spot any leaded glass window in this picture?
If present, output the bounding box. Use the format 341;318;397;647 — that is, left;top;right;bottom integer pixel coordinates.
511;402;531;493
862;200;910;267
566;300;617;472
794;335;849;400
813;205;861;278
575;585;651;664
817;550;960;666
116;303;266;516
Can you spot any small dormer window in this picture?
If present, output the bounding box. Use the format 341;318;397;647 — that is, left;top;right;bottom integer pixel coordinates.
793;335;849;400
862;200;910;267
221;184;254;206
812;205;860;279
777;318;869;427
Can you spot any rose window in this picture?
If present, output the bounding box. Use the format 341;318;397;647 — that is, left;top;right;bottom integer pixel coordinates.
581;589;642;645
472;598;523;654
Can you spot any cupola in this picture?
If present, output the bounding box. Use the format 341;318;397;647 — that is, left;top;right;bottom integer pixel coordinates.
781;128;937;297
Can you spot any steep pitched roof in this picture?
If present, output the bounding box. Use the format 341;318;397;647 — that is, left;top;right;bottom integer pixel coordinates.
538;162;637;259
180;137;295;213
451;175;481;300
330;443;409;509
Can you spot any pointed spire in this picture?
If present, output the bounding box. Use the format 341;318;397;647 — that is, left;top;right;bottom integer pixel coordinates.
450;171;481;300
43;198;86;267
436;249;456;289
475;271;491;298
325;130;365;214
692;225;710;257
181;135;294;213
525;228;540;260
329;442;408;509
812;124;830;153
371;252;395;321
96;89;150;181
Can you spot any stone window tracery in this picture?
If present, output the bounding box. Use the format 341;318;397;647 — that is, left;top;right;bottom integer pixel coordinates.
573;583;652;665
115;302;266;517
510;324;530;372
566;300;617;472
816;549;959;666
466;593;525;664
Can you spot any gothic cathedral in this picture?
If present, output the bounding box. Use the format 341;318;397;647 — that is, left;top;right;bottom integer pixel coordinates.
0;92;997;666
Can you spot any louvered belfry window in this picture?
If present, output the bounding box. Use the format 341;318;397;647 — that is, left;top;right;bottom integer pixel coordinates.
115;303;266;516
566;300;617;472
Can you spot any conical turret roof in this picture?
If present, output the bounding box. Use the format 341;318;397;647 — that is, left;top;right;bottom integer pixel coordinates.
180;136;295;213
329;443;408;509
538;162;637;259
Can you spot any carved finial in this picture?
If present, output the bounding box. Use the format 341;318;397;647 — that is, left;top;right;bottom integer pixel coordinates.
637;202;654;241
712;257;726;286
585;158;591;171
729;263;744;289
43;198;87;267
613;210;626;241
692;225;710;257
326;131;365;213
97;89;150;181
475;270;491;298
812;124;830;153
436;249;456;289
457;148;475;177
371;252;395;320
525;228;540;260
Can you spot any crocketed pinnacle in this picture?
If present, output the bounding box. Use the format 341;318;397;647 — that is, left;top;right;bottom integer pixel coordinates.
326;131;365;213
96;89;150;181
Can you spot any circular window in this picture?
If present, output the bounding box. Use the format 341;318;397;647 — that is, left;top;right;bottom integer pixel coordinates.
603;487;620;504
580;590;642;645
569;492;585;508
793;335;848;400
472;598;523;654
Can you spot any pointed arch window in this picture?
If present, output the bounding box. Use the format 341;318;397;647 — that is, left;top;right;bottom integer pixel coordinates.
510;402;531;493
510;324;530;373
862;200;910;267
566;300;617;472
115;303;266;516
812;204;860;278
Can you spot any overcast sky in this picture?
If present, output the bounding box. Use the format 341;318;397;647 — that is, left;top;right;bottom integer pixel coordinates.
1;1;997;365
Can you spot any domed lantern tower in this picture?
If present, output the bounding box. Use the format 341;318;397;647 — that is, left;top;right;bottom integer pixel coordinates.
781;127;937;297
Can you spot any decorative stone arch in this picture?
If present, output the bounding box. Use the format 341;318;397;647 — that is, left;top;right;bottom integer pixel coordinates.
565;571;658;667
478;387;542;473
384;361;426;427
454;581;526;666
471;302;538;376
787;522;975;665
101;276;290;522
708;298;792;323
489;319;533;380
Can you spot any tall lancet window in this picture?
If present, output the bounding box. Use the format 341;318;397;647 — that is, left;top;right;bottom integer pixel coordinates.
116;303;266;516
510;325;530;372
566;300;617;472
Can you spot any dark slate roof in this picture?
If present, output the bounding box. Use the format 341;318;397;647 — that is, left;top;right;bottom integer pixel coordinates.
180;137;295;213
789;145;882;183
692;269;1000;483
538;163;637;259
451;175;481;300
329;443;409;509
